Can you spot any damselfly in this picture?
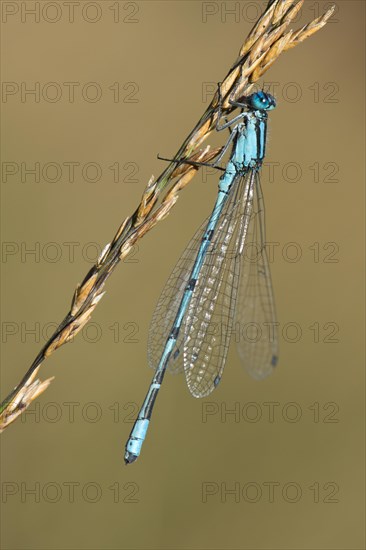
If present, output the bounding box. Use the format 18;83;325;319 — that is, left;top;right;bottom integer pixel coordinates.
125;89;278;464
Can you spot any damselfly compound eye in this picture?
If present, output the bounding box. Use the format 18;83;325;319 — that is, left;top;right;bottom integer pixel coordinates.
249;91;276;111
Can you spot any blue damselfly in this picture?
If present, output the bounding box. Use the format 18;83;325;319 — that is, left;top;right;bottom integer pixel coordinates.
125;90;278;463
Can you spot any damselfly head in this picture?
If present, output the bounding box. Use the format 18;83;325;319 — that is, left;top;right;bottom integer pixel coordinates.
248;91;276;111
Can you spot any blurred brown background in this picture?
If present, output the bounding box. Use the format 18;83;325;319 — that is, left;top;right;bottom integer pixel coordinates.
1;1;364;549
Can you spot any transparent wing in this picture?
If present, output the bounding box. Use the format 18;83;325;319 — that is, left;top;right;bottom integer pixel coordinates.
235;171;279;380
148;220;207;375
183;172;255;398
147;195;240;375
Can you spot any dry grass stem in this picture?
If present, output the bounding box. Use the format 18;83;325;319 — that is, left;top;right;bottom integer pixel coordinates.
0;0;334;431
